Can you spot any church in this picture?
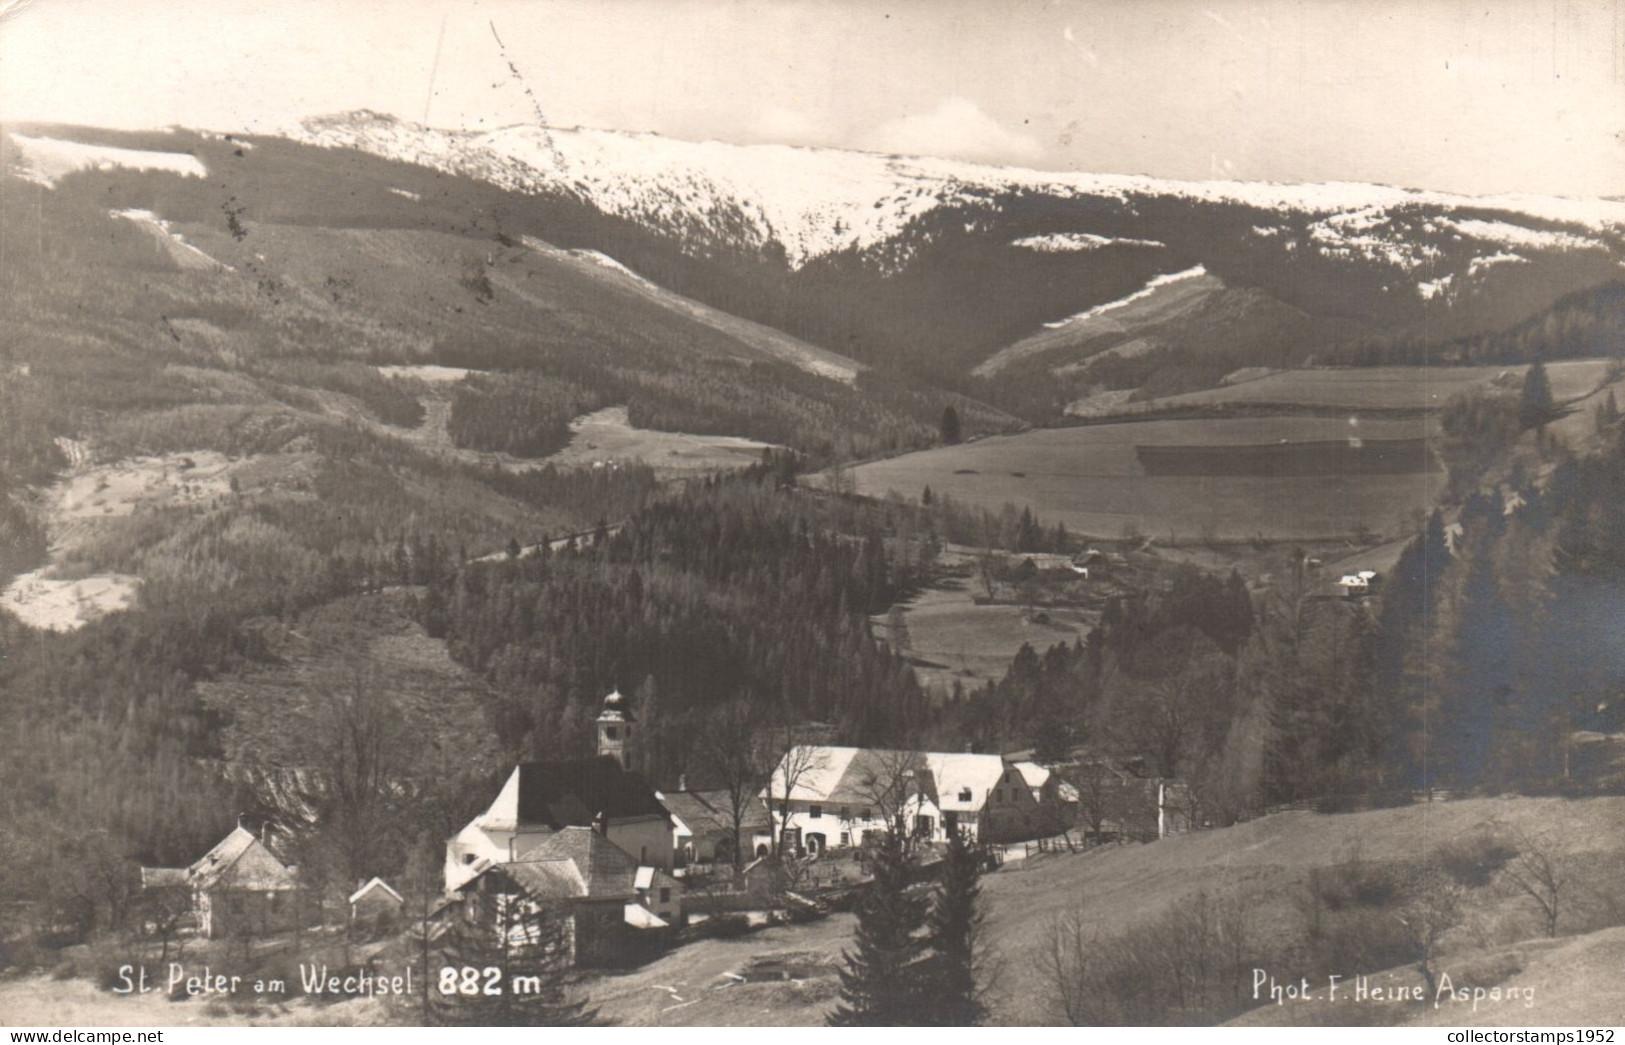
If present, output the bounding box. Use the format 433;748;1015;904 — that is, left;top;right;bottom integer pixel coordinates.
444;691;677;893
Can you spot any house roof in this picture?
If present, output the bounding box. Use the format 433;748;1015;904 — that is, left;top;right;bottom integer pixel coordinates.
512;826;640;900
922;752;1013;813
1011;761;1051;790
513;756;669;829
623;903;668;929
500;859;589;901
764;746;1012;814
659;789;771;837
348;877;404;906
187;826;297;891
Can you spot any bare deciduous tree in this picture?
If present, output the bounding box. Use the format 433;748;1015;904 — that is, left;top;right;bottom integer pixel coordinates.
1033;907;1101;1025
848;748;927;838
1499;822;1566;937
1393;863;1465;995
764;725;830;857
297;662;417;903
696;696;775;871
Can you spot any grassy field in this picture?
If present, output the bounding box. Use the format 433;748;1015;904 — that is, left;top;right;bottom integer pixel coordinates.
846;416;1443;541
548;406;778;476
879;575;1095;691
1135;360;1614;413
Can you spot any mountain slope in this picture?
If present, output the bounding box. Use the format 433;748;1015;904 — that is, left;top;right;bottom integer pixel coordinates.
10;115;1621;420
285;111;1625;382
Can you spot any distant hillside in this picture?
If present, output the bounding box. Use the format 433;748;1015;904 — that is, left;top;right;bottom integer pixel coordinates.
281;111;1625;386
8;117;1620;424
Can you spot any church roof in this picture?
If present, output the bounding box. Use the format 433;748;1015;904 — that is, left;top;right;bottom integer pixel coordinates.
515;756;668;828
597;689;634;722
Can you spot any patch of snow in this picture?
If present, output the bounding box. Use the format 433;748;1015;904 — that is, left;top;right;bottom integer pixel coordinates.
1443;218;1605;253
569;248;659;289
1012;232;1164;252
1308;209;1442;271
377;364;474;383
1043;266;1207;329
8;134;207;188
110;208;232;271
1418;274;1454;301
387;186;422;201
1469;251;1528;275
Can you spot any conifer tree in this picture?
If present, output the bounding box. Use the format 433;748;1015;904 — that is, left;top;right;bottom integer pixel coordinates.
430;885;596;1027
1520;360;1556;430
830;829;928;1026
923;827;987;1025
939;405;962;446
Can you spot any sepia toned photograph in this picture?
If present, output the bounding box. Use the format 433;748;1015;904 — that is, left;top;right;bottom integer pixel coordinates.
0;0;1622;1031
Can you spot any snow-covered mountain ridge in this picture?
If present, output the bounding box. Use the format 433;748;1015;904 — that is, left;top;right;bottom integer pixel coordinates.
289;111;1625;276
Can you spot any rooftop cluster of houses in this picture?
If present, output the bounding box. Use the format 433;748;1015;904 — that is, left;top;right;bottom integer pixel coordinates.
143;690;1187;963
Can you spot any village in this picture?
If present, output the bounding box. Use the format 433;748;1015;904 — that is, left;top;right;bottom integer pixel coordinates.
133;689;1192;973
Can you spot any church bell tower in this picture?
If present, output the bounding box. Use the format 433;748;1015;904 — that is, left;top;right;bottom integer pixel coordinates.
596;690;634;769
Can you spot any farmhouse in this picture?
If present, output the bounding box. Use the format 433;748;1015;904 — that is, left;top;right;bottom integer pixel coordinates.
141;825;302;939
445;691;676;894
454;825;681;966
762;746;1051;851
1337;569;1381;599
1022;553;1086;575
1051;756;1194;840
658;786;774;867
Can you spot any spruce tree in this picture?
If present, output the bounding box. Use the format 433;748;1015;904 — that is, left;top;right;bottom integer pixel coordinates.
939;405;962;445
830;829;929;1026
923;827;987;1025
431;885;597;1027
1519;360;1555;430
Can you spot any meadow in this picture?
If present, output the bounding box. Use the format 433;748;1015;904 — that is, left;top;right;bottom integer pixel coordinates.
1132;360;1614;413
879;576;1095;692
547;406;778;475
846;416;1444;541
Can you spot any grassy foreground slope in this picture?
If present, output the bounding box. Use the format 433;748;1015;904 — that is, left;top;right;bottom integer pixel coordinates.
978;795;1625;1026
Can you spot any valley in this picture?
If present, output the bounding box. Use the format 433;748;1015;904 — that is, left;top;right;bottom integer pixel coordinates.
2;109;1624;1031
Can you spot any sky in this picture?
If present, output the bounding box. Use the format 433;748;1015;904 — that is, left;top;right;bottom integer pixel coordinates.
0;0;1620;197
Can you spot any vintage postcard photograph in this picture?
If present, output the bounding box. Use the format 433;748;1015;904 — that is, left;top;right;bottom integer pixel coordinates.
0;0;1622;1032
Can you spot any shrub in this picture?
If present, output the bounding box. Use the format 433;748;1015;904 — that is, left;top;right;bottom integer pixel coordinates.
1436;829;1518;888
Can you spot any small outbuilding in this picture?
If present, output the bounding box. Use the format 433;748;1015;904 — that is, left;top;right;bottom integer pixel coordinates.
349;877;404;933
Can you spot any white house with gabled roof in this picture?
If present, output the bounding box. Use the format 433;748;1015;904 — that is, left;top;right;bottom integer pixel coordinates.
761;746;1049;851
